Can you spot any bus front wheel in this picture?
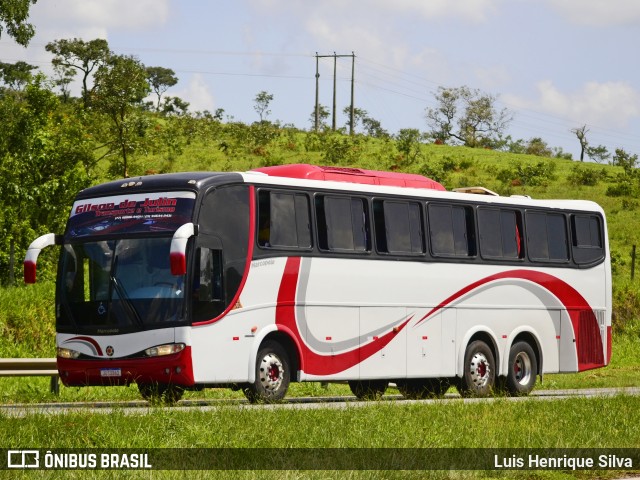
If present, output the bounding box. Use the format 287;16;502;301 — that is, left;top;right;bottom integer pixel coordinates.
243;341;290;403
457;340;496;397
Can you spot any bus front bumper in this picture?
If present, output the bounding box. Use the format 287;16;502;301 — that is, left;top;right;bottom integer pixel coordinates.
57;347;195;387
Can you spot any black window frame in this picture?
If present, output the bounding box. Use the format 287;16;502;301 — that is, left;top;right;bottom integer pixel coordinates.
525;210;570;263
315;194;371;254
373;198;425;256
427;202;477;258
477;207;523;261
570;213;605;266
257;188;312;251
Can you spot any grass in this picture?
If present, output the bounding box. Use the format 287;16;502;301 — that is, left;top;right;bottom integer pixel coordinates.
2;396;639;478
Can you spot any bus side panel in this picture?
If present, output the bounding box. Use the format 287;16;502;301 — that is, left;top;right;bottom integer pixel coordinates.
303;305;360;380
190;315;255;383
406;308;456;378
559;310;579;372
359;306;407;379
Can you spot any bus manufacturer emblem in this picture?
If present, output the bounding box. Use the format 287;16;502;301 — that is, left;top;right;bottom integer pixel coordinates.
105;346;114;357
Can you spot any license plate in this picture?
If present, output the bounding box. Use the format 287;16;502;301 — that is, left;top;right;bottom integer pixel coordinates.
100;368;122;378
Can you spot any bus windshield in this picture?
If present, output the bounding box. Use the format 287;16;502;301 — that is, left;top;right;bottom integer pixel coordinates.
58;237;186;333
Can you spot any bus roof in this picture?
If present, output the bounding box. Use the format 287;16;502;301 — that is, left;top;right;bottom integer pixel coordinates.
251;164;446;191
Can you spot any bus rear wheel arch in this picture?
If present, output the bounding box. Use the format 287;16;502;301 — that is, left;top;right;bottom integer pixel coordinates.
243;340;291;403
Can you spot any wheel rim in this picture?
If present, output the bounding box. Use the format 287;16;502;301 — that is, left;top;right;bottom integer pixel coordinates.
259;352;284;393
469;352;491;387
513;351;532;386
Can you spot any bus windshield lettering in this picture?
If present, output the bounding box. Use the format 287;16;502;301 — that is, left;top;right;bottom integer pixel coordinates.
67;192;195;239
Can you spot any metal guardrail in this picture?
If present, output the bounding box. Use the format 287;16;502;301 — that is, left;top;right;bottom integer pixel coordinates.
0;358;59;394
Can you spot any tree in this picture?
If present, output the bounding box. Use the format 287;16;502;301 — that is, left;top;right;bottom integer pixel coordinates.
92;54;150;178
571;125;589;161
395;128;424;166
146;66;178;112
361;116;389;138
425;86;512;147
0;0;37;46
161;95;189;116
45;38;110;109
611;148;638;171
586;144;610;164
0;76;93;283
0;61;37;89
310;104;330;130
342;106;368;132
525;137;552;157
253;90;273;122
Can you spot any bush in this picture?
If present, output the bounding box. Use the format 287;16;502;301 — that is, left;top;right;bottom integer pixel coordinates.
497;161;556;187
612;282;640;333
567;165;602;186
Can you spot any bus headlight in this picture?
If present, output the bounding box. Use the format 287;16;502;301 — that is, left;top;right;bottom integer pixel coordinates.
144;343;185;357
57;347;81;359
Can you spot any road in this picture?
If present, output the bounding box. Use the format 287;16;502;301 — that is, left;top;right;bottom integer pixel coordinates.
1;387;639;417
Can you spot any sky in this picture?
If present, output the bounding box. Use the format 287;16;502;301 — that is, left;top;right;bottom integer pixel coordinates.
1;0;639;161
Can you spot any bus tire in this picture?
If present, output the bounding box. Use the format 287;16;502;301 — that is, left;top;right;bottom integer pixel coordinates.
457;340;496;397
396;378;449;399
505;341;537;396
243;341;290;403
348;380;388;400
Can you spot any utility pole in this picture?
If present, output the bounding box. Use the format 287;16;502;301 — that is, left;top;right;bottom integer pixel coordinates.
314;52;356;134
314;53;320;132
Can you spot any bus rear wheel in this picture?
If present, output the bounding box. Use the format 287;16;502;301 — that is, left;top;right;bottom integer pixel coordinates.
243;341;290;403
348;380;388;400
457;340;496;397
396;378;450;399
504;341;537;396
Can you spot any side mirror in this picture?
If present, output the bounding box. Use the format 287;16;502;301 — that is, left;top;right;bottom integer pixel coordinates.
24;233;59;284
170;223;195;276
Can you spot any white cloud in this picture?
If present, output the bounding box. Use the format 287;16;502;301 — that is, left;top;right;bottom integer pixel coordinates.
367;0;498;22
172;74;215;113
545;0;640;26
253;0;498;23
33;0;170;31
505;80;640;128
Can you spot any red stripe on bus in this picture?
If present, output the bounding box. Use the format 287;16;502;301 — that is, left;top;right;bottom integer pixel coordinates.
415;269;604;371
275;257;410;376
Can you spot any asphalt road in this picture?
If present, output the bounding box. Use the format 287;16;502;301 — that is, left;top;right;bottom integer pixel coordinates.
2;386;639;417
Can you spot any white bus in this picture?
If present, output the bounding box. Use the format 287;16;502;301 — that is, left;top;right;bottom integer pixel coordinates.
25;164;611;403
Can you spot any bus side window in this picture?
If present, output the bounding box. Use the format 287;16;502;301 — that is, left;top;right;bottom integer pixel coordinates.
317;195;370;253
571;214;604;265
258;190;311;249
428;203;475;257
196;248;223;303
